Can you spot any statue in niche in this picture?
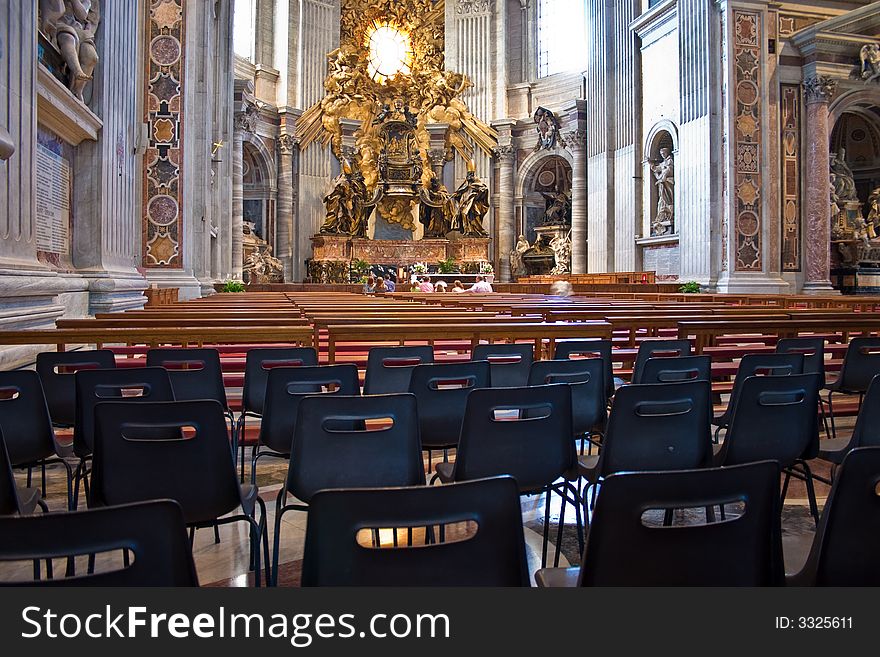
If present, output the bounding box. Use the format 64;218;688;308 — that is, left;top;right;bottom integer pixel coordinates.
540;189;572;225
39;0;101;102
859;44;880;84
418;174;455;238
651;147;675;236
451;164;490;237
509;234;529;279
320;161;362;235
533;107;561;151
830;149;859;202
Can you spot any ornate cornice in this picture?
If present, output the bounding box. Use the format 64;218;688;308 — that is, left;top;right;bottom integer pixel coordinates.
803;75;838;104
278;133;298;155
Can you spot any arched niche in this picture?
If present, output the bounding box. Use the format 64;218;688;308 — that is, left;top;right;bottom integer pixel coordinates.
241;136;278;248
515;151;573;244
829;106;880;207
642;120;679;238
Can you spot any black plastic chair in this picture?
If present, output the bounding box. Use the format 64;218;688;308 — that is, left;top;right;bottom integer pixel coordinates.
713;353;804;439
0;500;199;586
472;343;533;388
434;384;578;567
234;347;318;478
527;358;608;450
408;360;491;464
363;345;434;395
146;347;233;419
788;447;880;586
0;370;75;509
818;374;880;468
631;339;692;385
73;367;175;508
273;393;424;585
636;355;712;385
776;337;826;387
554;339;616;398
823;337;880;440
0;431;46;517
536;461;783;586
36;349;116;428
301;476;529;587
92;399;269;586
578;380;713;511
250;364;360;484
712;373;822;523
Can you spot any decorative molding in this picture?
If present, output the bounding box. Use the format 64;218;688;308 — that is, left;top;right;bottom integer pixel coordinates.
780;84;801;272
36;64;102;145
803;75;838;104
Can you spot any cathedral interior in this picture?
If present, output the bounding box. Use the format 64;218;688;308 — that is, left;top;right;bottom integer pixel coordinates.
1;0;880;331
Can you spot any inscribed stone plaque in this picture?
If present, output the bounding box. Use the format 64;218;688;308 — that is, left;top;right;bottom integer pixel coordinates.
642;244;680;281
35;142;70;254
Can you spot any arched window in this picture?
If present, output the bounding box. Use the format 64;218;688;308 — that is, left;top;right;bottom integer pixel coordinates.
233;0;256;61
537;0;587;78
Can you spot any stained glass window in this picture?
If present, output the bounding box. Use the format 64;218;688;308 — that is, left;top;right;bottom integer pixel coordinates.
537;0;587;78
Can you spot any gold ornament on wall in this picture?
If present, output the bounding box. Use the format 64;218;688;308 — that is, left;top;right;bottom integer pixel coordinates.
296;0;497;227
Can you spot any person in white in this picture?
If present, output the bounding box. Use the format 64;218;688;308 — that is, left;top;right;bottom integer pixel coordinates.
465;275;493;293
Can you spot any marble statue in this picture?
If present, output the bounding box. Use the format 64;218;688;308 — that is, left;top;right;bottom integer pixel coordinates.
550;232;572;276
245;245;284;284
39;0;101;102
540;189;572;225
451;168;490;237
509;234;529;279
860;44;880;84
533;107;561;151
831;149;859;202
320;163;361;235
349;170;371;238
418;175;455;238
651;147;675;236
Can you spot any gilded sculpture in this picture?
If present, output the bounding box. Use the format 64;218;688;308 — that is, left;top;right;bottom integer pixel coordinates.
418;174;455;238
859;43;880;84
39;0;101;102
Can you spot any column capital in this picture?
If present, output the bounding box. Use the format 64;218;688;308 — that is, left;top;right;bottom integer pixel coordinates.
493;144;515;162
803;76;838;105
564;130;587;151
234;105;258;133
278;133;298;155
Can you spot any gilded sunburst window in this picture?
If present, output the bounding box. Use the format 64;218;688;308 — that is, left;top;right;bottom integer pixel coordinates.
365;21;413;84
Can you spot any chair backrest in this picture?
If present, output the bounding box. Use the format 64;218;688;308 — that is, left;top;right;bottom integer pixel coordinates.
554;339;614;398
36;349;116;427
776;337;826;387
798;447;880;586
850;375;880;450
408;361;491;450
720;373;821;467
837;337;880;393
0;370;58;466
92;400;242;525
287;394;424;503
74;367;175;458
241;347;318;415
637;355;712;385
259;364;360;455
578;461;783;586
722;353;805;420
146;348;228;407
527;358;606;437
302;476;530;586
631;339;692;385
599;380;712;476
453;385;573;492
0;431;23;516
472;343;533;388
364;346;434;395
0;500;199;586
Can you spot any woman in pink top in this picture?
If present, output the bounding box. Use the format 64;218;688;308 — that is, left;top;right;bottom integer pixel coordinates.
418;276;435;293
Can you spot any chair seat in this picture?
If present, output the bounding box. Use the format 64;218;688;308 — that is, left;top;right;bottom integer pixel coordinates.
576;454;600;481
435;461;455;483
535;566;580;587
818;438;852;465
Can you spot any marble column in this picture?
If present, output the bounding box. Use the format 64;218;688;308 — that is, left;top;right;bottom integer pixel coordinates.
495;145;515;282
567;130;588;274
802;76;837;294
276;133;297;281
231;112;250;280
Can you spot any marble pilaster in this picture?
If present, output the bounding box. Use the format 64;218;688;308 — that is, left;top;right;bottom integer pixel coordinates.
802;76;837;294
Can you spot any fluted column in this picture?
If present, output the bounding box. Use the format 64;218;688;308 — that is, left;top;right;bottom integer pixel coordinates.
495;145;515;282
802;76;837;294
567;130;588;274
277;133;297;281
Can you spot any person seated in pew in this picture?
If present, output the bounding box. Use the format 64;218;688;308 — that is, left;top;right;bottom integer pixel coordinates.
435;280;448;293
451;280;465;293
419;276;435;293
374;277;388;293
465;275;494;293
362;276;375;294
384;278;396;292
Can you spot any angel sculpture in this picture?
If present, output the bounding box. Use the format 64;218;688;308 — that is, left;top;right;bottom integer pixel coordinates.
860;44;880;83
39;0;101;101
